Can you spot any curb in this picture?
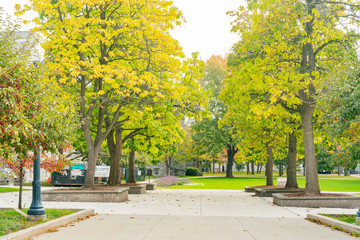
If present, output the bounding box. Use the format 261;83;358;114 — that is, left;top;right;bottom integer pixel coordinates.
307;213;360;235
0;209;94;240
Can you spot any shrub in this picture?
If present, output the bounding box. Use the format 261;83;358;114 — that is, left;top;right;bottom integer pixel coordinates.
155;176;179;187
186;167;200;176
177;178;190;185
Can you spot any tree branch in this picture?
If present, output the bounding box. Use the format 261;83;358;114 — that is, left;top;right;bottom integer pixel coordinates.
322;1;360;8
314;39;342;56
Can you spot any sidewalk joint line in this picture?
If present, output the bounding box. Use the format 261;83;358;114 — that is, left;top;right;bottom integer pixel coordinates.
141;215;165;239
235;217;257;240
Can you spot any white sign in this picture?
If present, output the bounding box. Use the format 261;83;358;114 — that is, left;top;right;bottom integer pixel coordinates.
71;169;83;177
95;166;110;178
71;169;83;179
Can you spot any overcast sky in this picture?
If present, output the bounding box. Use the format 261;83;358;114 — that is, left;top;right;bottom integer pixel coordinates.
0;0;244;60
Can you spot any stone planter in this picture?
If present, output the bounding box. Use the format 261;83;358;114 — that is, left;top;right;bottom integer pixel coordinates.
255;188;304;197
146;183;157;190
42;188;129;202
273;193;360;208
127;184;146;194
244;186;255;192
244;185;269;193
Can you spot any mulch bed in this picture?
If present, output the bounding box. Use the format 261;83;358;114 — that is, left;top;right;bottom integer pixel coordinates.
110;183;145;187
262;187;304;191
251;185;283;189
253;186;303;191
283;192;353;197
54;185;139;191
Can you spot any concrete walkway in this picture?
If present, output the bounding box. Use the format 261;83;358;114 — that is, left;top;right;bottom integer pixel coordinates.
0;188;358;239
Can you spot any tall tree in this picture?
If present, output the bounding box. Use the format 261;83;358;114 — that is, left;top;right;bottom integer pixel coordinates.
27;0;188;188
106;52;207;185
192;56;239;178
227;0;360;194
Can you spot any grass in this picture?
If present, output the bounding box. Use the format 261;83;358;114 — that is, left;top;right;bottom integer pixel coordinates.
163;177;265;190
0;209;78;237
23;181;52;187
321;214;357;225
0;181;51;193
162;175;360;191
203;172;360;179
0;187;23;193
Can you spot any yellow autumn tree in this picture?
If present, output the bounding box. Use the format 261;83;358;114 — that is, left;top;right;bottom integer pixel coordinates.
23;0;205;188
225;0;360;194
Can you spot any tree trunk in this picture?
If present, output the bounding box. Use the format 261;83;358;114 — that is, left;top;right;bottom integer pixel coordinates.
301;103;320;194
256;163;260;174
226;145;235;178
107;127;123;185
299;2;320;194
165;158;171;176
303;161;306;176
80;79;121;188
127;139;136;183
266;143;274;186
120;167;124;182
251;161;255;175
259;163;263;173
18;164;23;210
84;141;100;188
286;132;298;189
107;129;117;185
246;162;249;174
338;165;340;176
213;159;215;174
195;158;200;170
83;120;102;188
279;165;283;176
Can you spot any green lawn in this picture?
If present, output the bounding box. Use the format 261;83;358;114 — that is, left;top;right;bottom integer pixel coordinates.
0;209;78;237
203;172;360;179
163;176;360;192
0;187;22;193
23;181;52;187
321;214;357;225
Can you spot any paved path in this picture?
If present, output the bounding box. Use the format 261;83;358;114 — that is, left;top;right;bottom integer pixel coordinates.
0;188;358;239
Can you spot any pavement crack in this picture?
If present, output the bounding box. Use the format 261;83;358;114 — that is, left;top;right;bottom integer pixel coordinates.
141;215;165;239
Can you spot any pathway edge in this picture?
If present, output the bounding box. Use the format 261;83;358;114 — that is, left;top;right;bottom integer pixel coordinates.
0;209;94;240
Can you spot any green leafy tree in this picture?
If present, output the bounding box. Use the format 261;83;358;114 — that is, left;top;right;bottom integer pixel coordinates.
226;0;360;194
316;145;334;173
106;52;207;184
333;148;358;176
26;0;203;188
191;56;239;178
0;9;76;208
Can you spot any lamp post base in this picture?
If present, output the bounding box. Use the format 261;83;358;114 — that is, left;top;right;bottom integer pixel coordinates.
27;214;46;222
356;209;360;224
27;206;46;216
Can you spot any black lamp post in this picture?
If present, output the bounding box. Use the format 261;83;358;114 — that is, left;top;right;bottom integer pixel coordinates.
27;148;46;221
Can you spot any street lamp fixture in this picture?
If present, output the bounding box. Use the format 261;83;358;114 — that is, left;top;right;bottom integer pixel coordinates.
27;148;46;221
